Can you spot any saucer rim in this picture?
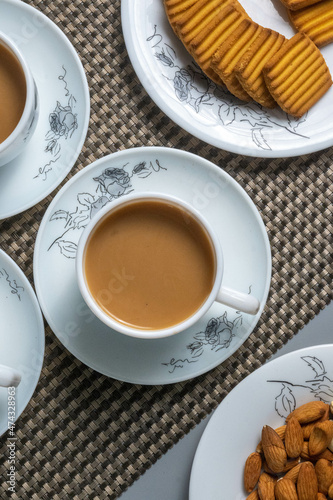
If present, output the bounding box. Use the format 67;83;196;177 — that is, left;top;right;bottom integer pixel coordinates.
33;146;272;385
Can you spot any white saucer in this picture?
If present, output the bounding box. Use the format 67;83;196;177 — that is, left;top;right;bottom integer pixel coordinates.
0;250;45;436
189;344;333;499
34;147;271;385
122;0;333;157
0;0;90;219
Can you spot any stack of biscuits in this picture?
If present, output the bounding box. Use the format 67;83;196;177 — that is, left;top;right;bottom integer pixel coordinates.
164;0;332;117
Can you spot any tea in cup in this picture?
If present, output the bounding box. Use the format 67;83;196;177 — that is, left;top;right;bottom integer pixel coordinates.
76;192;260;339
0;31;39;166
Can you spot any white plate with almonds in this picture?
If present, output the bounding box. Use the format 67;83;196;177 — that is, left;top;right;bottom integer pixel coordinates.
122;0;333;157
189;344;333;499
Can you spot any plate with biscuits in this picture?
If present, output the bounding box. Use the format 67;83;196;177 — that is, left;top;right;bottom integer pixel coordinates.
122;0;333;157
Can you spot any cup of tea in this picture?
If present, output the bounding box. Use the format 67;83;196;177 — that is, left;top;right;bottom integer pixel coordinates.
0;364;21;388
0;31;39;166
76;192;260;339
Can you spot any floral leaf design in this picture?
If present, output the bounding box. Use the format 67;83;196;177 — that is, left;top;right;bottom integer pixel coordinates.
56;240;78;259
72;214;90;229
50;210;70;222
252;128;271;150
274;384;296;419
269;357;333;419
218;102;237;126
302;356;326;379
77;193;95;207
287;114;307;132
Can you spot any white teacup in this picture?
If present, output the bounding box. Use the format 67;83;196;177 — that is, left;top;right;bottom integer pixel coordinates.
76;192;260;339
0;364;21;388
0;31;39;166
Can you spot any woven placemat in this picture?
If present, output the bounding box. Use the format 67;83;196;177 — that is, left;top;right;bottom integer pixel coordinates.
0;0;332;498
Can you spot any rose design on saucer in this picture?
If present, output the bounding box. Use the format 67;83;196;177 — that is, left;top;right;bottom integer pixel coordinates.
34;66;78;181
48;159;167;259
47;101;78;146
162;311;243;373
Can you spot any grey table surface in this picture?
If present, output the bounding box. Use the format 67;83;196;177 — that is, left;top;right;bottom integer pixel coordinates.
119;302;333;500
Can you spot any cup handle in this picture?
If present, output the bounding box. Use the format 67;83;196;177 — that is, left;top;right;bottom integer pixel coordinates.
216;286;260;315
0;365;21;388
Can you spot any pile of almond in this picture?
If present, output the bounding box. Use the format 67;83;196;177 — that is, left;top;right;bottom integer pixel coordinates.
244;400;333;499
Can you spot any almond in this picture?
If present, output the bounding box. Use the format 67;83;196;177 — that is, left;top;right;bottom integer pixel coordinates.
287;401;328;425
244;452;262;492
284;462;303;483
275;478;298;500
285;417;303;458
256;425;286;454
283;458;302;473
297;462;318;500
262;425;287;473
301;441;333;462
258;472;276;500
246;490;260;500
309;421;333;456
302;406;330;440
315;459;333;495
317;493;328;500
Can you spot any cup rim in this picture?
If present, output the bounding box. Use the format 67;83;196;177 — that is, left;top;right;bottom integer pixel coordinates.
0;31;35;153
76;192;224;339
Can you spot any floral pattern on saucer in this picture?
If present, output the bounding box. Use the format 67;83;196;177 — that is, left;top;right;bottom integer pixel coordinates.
147;26;309;152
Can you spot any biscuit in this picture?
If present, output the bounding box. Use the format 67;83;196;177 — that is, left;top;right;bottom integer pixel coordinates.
279;0;323;11
177;2;249;84
164;0;199;30
263;33;332;117
187;4;249;71
211;19;265;101
164;0;249;85
235;29;286;108
288;0;333;47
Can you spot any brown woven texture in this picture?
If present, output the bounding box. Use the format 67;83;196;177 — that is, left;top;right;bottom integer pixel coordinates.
0;0;332;498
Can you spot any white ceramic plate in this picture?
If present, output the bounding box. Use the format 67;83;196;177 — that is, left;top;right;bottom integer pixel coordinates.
121;0;333;158
189;344;333;499
34;147;271;385
0;0;90;219
0;250;45;436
